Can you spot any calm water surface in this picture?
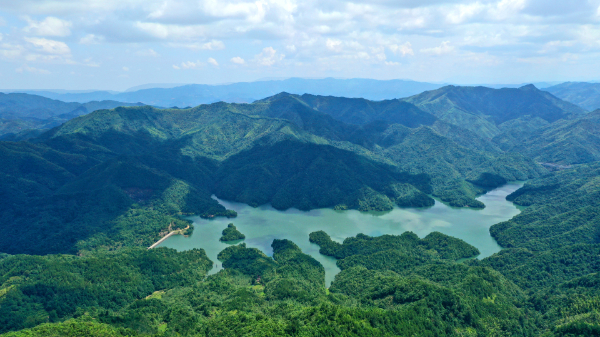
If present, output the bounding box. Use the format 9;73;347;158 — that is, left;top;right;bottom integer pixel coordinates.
159;182;524;286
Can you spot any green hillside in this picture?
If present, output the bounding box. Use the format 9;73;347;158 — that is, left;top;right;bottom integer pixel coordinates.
544;82;600;111
405;84;587;138
0;92;143;137
1;87;600;335
490;162;600;250
287;93;438;127
503;109;600;165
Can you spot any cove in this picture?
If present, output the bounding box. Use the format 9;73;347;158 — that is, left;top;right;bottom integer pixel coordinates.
158;182;524;286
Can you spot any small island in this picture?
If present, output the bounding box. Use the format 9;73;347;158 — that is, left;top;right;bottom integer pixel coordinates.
220;223;246;242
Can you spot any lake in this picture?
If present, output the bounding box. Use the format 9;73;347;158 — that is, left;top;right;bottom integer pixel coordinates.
158;182;524;286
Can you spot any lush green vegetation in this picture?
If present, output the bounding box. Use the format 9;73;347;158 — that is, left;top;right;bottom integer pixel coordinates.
490;162;600;250
309;231;480;267
0;247;211;333
0;318;139;337
404;84;586;138
219;224;245;242
0;92;142;137
499;110;600;165
544;82;600;111
2;86;600;336
0;236;539;336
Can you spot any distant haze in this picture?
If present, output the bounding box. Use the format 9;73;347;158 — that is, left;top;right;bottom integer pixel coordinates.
0;78;568;108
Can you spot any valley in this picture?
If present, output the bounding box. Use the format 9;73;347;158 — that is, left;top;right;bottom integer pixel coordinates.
1;82;599;336
158;182;524;286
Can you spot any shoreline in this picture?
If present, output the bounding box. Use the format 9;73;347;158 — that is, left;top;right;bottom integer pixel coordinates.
148;225;190;249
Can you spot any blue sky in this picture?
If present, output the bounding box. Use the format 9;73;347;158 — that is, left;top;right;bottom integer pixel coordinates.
1;0;599;90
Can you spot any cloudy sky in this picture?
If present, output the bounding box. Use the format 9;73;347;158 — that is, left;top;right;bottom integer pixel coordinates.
1;0;599;90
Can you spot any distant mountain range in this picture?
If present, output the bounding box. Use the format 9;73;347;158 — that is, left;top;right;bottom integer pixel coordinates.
0;93;143;139
544;82;600;111
2;78;446;107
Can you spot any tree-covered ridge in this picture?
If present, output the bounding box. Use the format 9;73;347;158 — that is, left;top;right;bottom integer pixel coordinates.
480;163;600;335
1;232;598;336
0;92;143;120
490;162;600;250
220;224;246;242
0;88;550;254
0;248;212;333
0;141;232;255
309;230;480;266
260;92;439;128
404;84;587;138
0;92;143;138
0;237;539;336
498;109;600;165
544;82;600;111
0;319;139;337
214;140;434;211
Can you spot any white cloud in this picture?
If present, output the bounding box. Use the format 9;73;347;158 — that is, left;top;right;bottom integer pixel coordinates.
173;60;203;70
2;0;600;85
24;37;71;55
79;34;104;45
136;48;159;57
16;65;50;74
170;40;225;51
446;3;485;24
254;47;284;66
231;56;245;64
421;41;455;55
389;42;414;56
122;66;129;71
0;43;25;59
23;16;72;37
326;39;343;52
208;57;219;66
135;21;206;40
490;0;528;20
83;57;100;67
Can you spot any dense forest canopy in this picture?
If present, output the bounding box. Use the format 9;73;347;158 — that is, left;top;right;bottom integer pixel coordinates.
1;84;599;336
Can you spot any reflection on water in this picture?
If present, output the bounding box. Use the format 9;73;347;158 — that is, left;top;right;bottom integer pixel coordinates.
158;182;524;286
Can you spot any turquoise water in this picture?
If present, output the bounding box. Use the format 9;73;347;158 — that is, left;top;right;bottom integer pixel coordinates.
158;182;524;286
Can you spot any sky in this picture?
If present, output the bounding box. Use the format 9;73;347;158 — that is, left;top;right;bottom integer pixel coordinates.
0;0;600;91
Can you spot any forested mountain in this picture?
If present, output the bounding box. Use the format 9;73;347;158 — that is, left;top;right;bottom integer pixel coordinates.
282;93;438;127
0;92;143;138
495;109;600;164
544;82;600;111
490;162;600;250
404;84;587;138
1;86;600;336
0;92;548;256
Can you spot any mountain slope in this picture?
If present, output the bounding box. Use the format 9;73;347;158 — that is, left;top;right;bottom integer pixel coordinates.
404;84;587;138
544;82;600;111
0;92;142;120
290;93;438;127
500;109;600;164
490;162;600;250
0;92;143;137
44;98;544;206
